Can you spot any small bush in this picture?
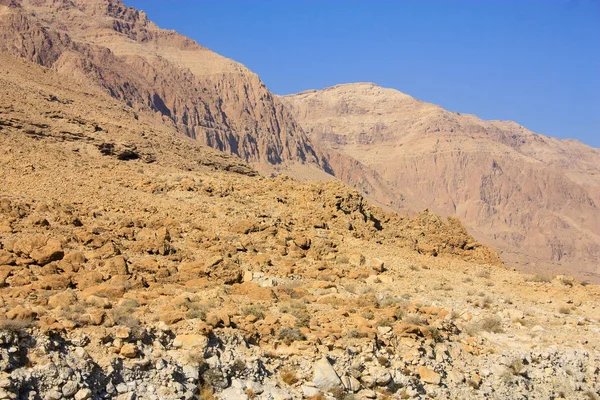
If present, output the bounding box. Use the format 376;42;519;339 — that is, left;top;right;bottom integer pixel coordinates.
278;328;306;345
403;314;426;326
110;304;140;329
476;270;491;279
558;306;571;315
361;309;375;320
427;327;442;342
377;356;389;367
508;359;525;376
393;307;405;321
242;305;265;320
526;274;552;283
294;312;311;328
198;385;215;400
0;318;35;333
186;302;210;320
479;316;504;333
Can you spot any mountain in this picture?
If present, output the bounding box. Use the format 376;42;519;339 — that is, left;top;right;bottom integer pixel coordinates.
2;0;597;282
1;1;600;398
1;41;599;400
0;0;321;170
281;83;600;282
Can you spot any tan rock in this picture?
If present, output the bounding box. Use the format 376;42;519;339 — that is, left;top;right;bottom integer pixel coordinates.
30;239;64;266
348;253;366;266
230;282;276;301
173;334;208;351
418;366;441;385
6;305;36;321
120;343;138;358
48;291;77;309
0;250;15;266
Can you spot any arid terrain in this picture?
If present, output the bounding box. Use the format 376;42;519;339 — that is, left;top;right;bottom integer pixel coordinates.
0;1;599;399
3;0;598;282
281;84;600;282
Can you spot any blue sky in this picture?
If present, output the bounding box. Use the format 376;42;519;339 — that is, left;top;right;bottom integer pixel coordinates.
125;0;600;148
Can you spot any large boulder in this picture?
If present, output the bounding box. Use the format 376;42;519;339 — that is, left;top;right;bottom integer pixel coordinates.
313;357;343;391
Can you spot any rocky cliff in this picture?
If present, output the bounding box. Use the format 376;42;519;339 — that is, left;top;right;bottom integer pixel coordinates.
0;0;321;168
281;83;600;282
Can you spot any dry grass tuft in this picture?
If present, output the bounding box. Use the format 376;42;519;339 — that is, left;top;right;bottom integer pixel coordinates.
280;368;299;385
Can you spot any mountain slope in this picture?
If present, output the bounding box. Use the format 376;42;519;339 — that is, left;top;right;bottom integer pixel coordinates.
0;0;321;169
281;83;600;281
1;49;599;400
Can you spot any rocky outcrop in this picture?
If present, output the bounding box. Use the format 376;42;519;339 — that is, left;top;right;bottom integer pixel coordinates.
281;83;600;282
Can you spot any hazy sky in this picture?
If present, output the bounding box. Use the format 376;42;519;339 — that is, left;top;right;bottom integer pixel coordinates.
125;0;600;148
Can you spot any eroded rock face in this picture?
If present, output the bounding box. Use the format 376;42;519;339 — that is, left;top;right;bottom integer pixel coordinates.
281;83;600;282
0;0;322;168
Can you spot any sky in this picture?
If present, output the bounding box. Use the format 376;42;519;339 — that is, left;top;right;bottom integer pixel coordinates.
125;0;600;148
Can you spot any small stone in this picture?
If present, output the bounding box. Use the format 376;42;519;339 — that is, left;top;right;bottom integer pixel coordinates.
182;365;199;381
74;347;88;359
120;343;138;358
348;252;366;266
47;389;63;400
301;385;320;397
116;383;128;394
369;258;385;272
74;389;92;400
62;381;78;397
357;389;377;399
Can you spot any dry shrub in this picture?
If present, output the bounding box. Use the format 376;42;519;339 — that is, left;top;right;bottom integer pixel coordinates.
526;274;552;283
479;316;504;333
242;305;265;320
280;368;299;385
0;318;36;333
199;385;215;400
278;328;305;345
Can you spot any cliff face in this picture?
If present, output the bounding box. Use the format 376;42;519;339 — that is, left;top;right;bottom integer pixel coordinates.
281;83;600;281
0;0;320;167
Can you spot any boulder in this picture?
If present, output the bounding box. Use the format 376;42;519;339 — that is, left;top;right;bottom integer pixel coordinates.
313;357;343;391
48;291;77;309
173;334;208;352
120;343;138;358
418;366;441;385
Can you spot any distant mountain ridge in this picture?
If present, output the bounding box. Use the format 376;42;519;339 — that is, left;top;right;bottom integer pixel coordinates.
280;83;600;281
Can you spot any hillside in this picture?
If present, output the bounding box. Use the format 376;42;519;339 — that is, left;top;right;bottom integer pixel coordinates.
0;48;598;400
0;1;599;398
0;0;322;170
281;83;600;282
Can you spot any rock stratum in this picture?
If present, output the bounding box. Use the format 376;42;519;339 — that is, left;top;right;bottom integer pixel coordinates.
281;83;600;282
0;1;599;399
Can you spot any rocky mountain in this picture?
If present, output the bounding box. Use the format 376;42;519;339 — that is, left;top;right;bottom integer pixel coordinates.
281;83;600;282
1;0;600;398
1;47;599;400
0;0;322;170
